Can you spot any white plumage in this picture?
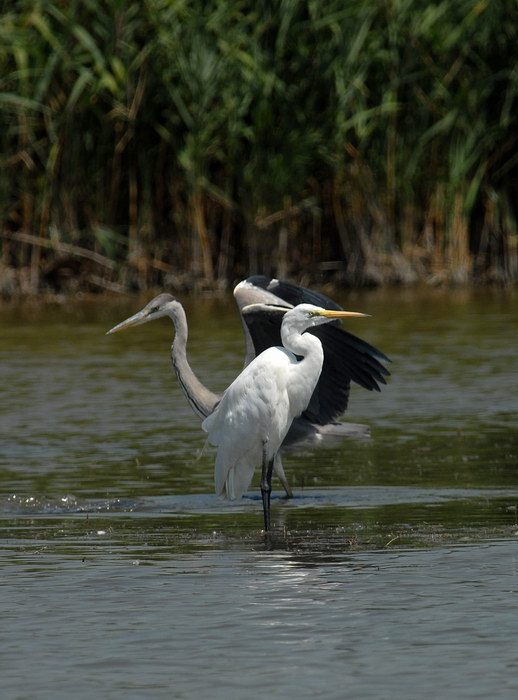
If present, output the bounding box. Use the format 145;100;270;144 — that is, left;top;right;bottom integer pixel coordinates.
202;303;368;530
203;345;316;500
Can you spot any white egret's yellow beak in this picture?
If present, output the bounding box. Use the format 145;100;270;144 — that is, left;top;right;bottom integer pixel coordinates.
315;309;370;319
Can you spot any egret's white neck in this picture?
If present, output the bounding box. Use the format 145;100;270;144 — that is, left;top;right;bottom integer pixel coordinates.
281;315;323;360
280;315;325;417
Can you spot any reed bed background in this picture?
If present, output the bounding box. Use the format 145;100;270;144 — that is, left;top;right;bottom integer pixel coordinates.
1;0;517;295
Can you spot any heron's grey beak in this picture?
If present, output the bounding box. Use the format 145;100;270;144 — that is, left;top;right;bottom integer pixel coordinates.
317;309;370;319
106;309;150;335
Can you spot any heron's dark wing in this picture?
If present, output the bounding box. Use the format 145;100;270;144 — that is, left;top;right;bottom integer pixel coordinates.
305;323;390;425
240;303;390;425
239;304;285;356
243;275;343;311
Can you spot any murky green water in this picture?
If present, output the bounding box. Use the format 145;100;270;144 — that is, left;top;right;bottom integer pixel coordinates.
1;288;518;698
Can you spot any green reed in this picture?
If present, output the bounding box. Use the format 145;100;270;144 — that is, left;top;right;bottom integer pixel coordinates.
0;0;517;293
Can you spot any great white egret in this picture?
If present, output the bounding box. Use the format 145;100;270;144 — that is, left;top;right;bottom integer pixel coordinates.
106;276;389;499
201;303;369;531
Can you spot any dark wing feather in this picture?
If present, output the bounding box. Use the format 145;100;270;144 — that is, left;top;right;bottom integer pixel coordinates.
240;304;390;426
303;323;390;425
240;304;285;355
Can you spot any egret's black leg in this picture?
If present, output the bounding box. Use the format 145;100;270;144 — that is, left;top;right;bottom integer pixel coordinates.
261;448;275;532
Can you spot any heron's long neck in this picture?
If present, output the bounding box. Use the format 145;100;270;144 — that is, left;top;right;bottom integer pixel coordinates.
281;320;324;416
169;305;219;419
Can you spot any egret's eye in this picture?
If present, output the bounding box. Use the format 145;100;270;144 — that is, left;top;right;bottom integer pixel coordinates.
149;306;160;314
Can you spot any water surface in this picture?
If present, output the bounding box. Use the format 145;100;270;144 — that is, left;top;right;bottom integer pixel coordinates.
1;288;517;698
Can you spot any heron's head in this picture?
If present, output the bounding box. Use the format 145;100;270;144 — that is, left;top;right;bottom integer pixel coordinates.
106;293;178;335
287;303;369;330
